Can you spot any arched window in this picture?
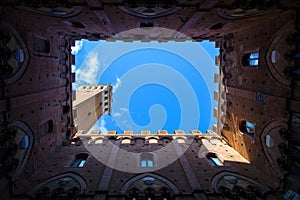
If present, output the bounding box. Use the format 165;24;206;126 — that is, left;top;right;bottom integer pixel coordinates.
71;153;88;168
212;172;264;200
121;138;131;144
0;26;29;83
144;187;155;199
32;173;86;200
242;52;259;67
122;173;178;199
176;138;186;144
239;120;255;137
2;122;33;176
127;187;141;200
140;153;154;168
271;50;280;63
206;153;223;167
148;138;158;144
266;134;275;148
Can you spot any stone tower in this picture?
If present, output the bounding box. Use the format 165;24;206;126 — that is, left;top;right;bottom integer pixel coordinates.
73;84;112;134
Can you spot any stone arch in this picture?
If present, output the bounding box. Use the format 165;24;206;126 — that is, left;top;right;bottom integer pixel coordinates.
211;171;268;198
217;1;275;20
19;4;82;18
120;137;132;144
147;136;159;144
265;21;295;87
29;172;87;199
173;136;187;144
120;173;179;195
7;121;33;177
118;2;180;19
1;21;30;84
260;119;288;177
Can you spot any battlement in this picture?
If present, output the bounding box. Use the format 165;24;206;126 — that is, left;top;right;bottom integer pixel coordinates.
77;84;112;92
87;129;204;135
76;129;222;145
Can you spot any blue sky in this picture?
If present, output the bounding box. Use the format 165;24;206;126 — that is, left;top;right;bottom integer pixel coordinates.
72;39;219;134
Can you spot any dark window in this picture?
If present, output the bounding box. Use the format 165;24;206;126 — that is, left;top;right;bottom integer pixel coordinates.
239;120;255;136
242;52;259;67
69;21;85;28
71;153;88;167
40;119;54;134
63;105;70;114
256;92;267;103
210;22;225;30
206;153;223;166
47;120;54;133
140;21;154;28
32;37;50;53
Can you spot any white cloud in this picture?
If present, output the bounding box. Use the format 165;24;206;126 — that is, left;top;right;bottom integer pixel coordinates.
112;112;121;117
71;64;76;73
112;77;121;93
76;52;100;84
71;40;83;55
99;118;108;134
120;107;128;112
91;118;107;134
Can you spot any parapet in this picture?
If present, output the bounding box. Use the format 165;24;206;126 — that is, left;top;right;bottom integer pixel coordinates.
77;84;112;92
77;129;222;145
86;129;205;136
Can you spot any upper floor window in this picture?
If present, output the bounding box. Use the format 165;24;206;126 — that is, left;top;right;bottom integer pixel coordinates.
141;158;153;168
32;37;50;53
206;153;223;167
242;52;259;67
176;138;186;144
140;153;154;168
148;138;158;144
239;120;255;137
71;153;88;168
121;138;131;144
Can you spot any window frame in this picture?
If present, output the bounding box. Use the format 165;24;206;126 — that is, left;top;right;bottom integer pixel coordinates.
71;153;88;168
141;158;154;168
206;153;224;167
140;153;154;168
241;51;260;68
239;120;256;138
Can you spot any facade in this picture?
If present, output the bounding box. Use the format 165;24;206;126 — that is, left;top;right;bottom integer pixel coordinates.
0;0;300;199
73;84;112;134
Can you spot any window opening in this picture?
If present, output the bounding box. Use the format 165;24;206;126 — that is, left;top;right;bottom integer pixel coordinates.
207;153;223;166
243;52;259;67
71;153;88;167
141;158;154;167
240;120;255;137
